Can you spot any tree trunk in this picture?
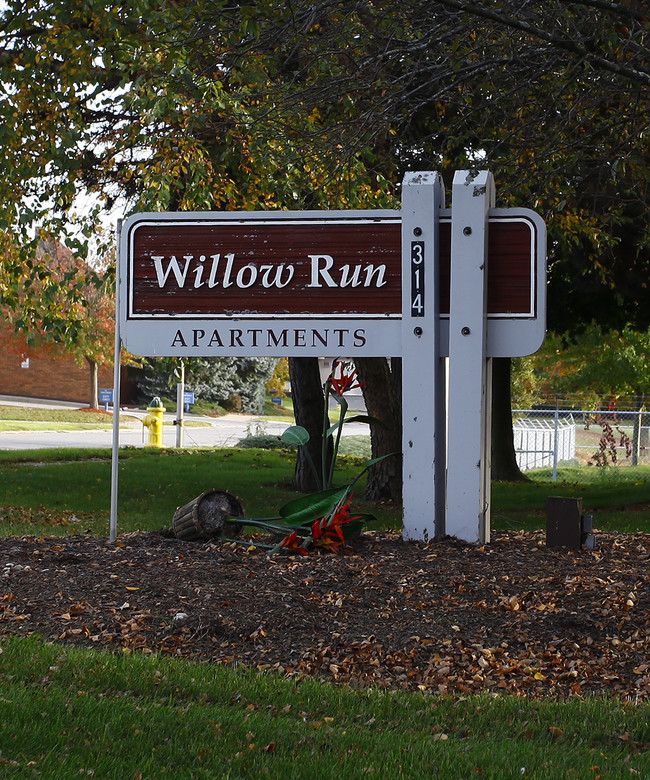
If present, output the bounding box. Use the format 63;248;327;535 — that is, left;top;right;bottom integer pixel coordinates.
289;357;331;492
86;357;99;409
491;357;527;481
355;357;402;502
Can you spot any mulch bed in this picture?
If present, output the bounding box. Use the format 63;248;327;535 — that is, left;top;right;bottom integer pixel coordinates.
1;530;649;700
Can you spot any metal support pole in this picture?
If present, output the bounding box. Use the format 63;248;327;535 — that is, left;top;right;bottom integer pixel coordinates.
175;360;185;448
446;170;494;544
632;408;642;466
109;219;123;544
401;171;445;542
552;400;560;481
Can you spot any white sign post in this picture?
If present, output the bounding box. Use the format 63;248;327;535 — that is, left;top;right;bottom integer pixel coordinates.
109;220;123;543
401;172;446;541
446;171;495;544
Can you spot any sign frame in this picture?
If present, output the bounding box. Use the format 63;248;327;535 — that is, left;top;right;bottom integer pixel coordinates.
119;208;545;359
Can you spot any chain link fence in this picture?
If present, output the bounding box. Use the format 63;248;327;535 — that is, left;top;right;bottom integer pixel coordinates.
512;395;650;477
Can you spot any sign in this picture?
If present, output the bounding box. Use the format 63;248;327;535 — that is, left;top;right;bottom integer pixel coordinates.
410;240;426;317
111;171;548;547
99;387;113;411
119;209;545;358
183;391;195;406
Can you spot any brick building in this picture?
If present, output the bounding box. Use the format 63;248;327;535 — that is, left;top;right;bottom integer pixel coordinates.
0;329;115;405
0;234;119;406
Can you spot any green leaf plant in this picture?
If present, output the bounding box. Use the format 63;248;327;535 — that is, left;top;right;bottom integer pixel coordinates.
223;361;393;555
282;360;385;492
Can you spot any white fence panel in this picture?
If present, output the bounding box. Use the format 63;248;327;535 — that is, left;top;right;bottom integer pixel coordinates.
513;415;576;472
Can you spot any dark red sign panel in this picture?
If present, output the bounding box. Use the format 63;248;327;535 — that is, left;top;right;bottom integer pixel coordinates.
127;215;536;319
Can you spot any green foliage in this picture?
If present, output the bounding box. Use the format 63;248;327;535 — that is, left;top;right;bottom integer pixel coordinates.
511;356;539;408
0;0;397;228
227;1;650;333
0;235;114;377
0;0;394;356
280;425;310;446
278;486;349;526
337;435;372;459
265;357;289;398
530;324;650;401
236;358;279;414
237;434;296;450
133;356;278;414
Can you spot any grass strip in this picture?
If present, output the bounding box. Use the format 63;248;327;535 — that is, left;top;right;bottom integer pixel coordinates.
0;407;112;424
1;450;650;536
0;448;392;536
0;421;116;432
0;636;648;779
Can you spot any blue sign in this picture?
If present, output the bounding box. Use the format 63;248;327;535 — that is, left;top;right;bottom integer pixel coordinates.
183;391;195;412
99;388;113;410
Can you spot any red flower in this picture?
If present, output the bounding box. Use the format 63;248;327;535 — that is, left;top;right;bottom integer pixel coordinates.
280;529;308;555
310;517;327;540
311;496;362;552
328;360;363;397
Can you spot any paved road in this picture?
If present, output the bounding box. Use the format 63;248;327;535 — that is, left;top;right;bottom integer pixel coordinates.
0;412;295;450
0;397;369;450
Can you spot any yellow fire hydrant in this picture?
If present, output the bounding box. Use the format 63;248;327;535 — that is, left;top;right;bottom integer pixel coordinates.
142;396;166;448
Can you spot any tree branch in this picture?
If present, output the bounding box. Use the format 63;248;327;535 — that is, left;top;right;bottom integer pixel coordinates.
433;0;650;87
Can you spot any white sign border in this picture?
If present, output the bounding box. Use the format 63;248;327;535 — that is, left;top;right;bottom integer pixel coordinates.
119;207;545;358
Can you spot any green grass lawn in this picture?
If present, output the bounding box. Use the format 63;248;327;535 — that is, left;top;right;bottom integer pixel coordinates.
1;636;648;779
0;406;118;431
0;406;101;422
1;447;649;777
492;465;650;534
0;420;115;432
1;447;649;536
0;447;399;536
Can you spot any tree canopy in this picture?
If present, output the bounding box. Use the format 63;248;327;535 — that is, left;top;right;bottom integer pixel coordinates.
1;0;648;338
0;233;114;406
529;324;650;404
213;0;650;330
0;0;398;347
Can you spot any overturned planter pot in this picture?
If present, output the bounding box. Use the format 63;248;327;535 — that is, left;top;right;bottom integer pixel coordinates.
172;489;245;541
